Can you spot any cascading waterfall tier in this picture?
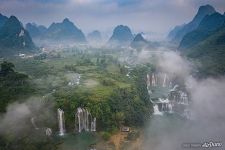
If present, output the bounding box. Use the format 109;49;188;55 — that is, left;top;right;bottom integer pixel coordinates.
169;90;189;105
152;89;190;116
147;73;171;88
152;98;173;115
75;107;96;133
153;104;163;115
147;72;190;118
57;108;65;136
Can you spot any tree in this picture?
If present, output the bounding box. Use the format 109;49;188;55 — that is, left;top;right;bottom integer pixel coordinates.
0;61;32;112
0;61;15;76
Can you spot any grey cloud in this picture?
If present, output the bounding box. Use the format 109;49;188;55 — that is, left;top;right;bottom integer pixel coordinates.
0;0;225;36
143;51;225;150
0;97;56;137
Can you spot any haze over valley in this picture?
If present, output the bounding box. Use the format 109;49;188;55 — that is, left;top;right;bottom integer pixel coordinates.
0;1;225;150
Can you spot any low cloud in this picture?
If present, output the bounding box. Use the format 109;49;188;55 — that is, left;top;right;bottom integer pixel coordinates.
0;97;56;137
156;50;191;77
143;51;225;150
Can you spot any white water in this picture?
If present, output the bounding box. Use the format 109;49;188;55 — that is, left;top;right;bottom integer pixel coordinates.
45;128;52;136
31;117;39;130
91;117;96;132
147;72;191;118
163;73;167;87
170;84;179;92
148;73;169;87
147;74;150;87
77;107;82;132
169;82;173;88
168;103;173;113
180;91;189;105
76;107;96;133
58;108;65;136
153;104;163;115
152;73;156;86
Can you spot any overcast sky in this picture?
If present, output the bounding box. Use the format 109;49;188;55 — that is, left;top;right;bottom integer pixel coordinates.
0;0;225;37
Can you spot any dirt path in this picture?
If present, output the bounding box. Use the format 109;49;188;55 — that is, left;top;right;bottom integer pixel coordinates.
110;132;127;150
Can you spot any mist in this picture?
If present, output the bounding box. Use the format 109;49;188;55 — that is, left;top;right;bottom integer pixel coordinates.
1;0;225;35
1;0;225;148
143;50;225;150
0;97;56;138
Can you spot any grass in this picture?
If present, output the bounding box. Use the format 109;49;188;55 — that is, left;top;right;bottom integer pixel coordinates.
4;49;133;102
80;76;131;101
106;64;120;73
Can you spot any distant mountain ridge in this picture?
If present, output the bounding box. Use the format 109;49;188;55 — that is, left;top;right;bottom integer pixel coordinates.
0;16;36;56
130;33;148;49
26;23;47;38
168;5;216;43
0;13;8;28
186;24;225;76
133;33;147;43
44;18;86;43
131;33;159;50
179;12;225;50
168;5;225;76
108;25;134;46
87;30;102;42
167;24;185;40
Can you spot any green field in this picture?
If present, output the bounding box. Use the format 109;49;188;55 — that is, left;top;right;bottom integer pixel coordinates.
0;47;153;150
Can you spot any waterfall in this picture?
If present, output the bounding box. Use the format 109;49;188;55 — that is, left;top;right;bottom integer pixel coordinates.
168;103;173;113
58;108;65;136
180;92;189;105
76;107;96;133
82;108;86;131
149;72;172;88
169;82;173;88
93;118;96;131
147;74;150;87
82;108;90;131
146;74;152;94
77;75;81;85
146;72;191;118
45;128;52;136
31;117;39;130
153;98;174;114
170;84;179;92
91;117;96;132
77;107;82;132
153;104;163;115
163;73;167;87
152;73;156;86
161;103;165;111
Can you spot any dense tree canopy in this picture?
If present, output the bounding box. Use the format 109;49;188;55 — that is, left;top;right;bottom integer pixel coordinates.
0;61;32;112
